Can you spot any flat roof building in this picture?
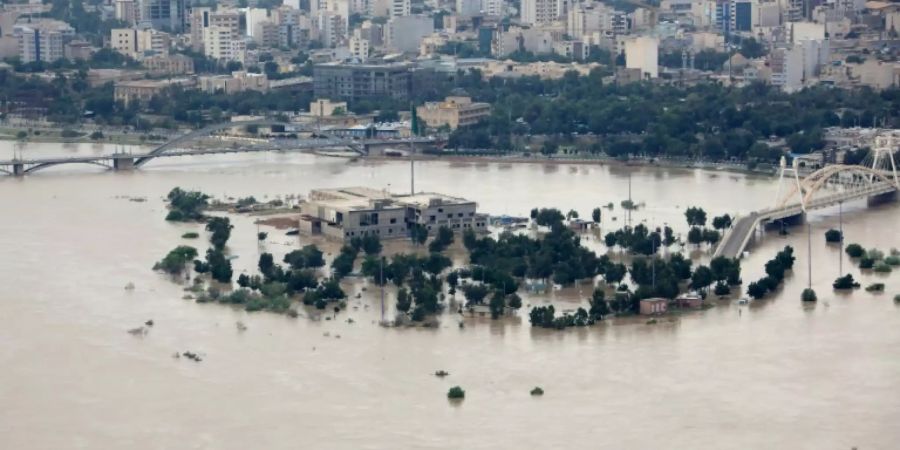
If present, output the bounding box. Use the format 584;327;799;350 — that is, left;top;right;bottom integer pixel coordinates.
299;187;488;241
313;62;412;103
416;96;491;130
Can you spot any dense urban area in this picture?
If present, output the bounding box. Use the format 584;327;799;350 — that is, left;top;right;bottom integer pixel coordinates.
2;0;900;446
2;0;900;163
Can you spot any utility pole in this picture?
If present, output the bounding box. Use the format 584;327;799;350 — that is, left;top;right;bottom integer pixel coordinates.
410;139;415;195
807;220;812;290
627;171;632;227
380;256;385;322
838;201;843;276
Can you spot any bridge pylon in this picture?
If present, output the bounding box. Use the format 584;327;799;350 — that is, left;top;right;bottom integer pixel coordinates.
775;156;807;213
871;133;899;189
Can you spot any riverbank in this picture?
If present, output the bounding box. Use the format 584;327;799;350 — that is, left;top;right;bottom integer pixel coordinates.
0;125;171;146
362;152;780;178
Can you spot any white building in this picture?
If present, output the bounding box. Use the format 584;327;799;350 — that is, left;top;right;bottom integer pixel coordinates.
457;0;482;16
624;35;658;79
390;0;411;17
199;71;269;94
567;1;616;38
110;27;171;57
252;21;280;47
316;11;347;47
13;20;74;63
770;39;829;92
483;0;504;16
115;0;138;25
191;8;240;52
349;36;369;61
244;8;269;38
203;25;237;60
521;0;558;25
386;15;433;52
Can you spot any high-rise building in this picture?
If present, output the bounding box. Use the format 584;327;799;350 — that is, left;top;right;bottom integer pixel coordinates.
731;0;753;32
245;8;270;38
482;0;503;16
114;28;172;57
139;0;186;31
624;35;658;79
313;62;412;102
457;0;482;16
386;15;433;52
203;25;236;60
316;11;347;47
191;8;240;53
13;20;74;63
115;0;138;25
390;0;411;18
252;21;280;46
521;0;558;26
349;36;369;61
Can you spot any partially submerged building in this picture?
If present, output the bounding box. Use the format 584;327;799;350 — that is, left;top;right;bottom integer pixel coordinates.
299;187;488;240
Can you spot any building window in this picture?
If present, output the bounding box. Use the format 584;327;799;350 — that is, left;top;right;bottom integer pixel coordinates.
390;218;397;224
429;215;436;223
458;213;463;217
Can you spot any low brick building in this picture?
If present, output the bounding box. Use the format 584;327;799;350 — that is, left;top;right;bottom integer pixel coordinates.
639;297;668;315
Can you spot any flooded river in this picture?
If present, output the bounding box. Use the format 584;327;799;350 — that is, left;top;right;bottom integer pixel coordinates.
1;142;899;449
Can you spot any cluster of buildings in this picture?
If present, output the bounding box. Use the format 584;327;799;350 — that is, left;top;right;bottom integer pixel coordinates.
2;0;900;118
298;187;488;241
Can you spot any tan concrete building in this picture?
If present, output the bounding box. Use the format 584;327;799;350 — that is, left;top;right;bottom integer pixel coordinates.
416;96;491;130
299;187;488;241
114;78;194;105
310;99;348;117
144;53;195;75
198;71;269;94
639;297;668;315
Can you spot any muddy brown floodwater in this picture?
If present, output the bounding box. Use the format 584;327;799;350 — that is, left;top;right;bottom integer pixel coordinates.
1;142;899;449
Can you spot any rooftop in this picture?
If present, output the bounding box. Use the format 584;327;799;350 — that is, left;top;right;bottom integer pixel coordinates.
308;187;476;211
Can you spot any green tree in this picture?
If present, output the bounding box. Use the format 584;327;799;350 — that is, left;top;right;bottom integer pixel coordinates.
712;214;732;230
589;288;609;319
489;291;506;319
205;217;233;250
685;207;707;227
154;246;198;274
396;287;412;312
691;265;714;292
592;207;602;223
462;284;490;305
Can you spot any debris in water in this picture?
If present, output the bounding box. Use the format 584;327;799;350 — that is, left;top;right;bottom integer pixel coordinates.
127;326;147;337
435;370;450;377
181;351;203;362
335;334;341;339
124;282;135;290
346;318;355;324
236;321;247;332
323;331;330;337
144;320;154;327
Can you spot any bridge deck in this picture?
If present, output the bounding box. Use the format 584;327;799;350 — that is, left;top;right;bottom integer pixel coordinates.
714;181;897;259
0;137;437;168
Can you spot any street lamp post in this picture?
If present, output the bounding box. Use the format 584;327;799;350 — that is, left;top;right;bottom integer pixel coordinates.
838;200;843;276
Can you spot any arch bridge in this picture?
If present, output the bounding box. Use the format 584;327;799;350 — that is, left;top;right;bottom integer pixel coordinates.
715;143;899;259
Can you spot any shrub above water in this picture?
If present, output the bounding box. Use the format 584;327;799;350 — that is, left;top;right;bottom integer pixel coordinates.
447;386;465;400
